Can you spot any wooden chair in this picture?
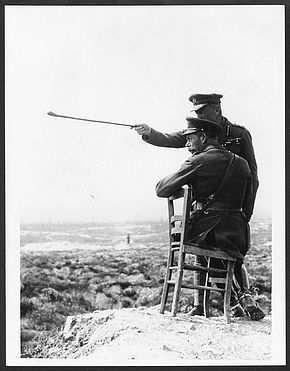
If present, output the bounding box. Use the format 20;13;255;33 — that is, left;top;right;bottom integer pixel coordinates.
159;186;236;323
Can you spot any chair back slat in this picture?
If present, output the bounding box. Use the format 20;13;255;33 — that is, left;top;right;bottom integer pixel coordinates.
170;215;182;223
171;226;182;235
180;187;192;245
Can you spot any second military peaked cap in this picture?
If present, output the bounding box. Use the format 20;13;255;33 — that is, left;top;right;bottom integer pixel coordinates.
183;117;222;136
188;93;223;111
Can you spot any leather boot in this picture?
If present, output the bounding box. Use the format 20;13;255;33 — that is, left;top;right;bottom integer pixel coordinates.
188;304;204;316
230;287;246;317
234;263;265;320
233;263;250;295
240;293;265;321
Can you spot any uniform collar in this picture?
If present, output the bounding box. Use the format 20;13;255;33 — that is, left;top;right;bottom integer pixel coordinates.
218;116;230;142
203;144;224;152
221;116;230;126
191;144;223;156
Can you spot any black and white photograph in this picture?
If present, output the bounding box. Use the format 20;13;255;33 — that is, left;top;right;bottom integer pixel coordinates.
5;3;285;367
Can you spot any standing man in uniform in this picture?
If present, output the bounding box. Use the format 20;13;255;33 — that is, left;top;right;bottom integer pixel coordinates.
135;93;260;317
155;116;265;321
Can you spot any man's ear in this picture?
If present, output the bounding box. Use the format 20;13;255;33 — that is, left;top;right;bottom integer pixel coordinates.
201;132;207;144
214;104;222;117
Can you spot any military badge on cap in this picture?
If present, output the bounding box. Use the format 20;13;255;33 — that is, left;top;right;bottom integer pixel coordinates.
183;117;222;136
188;93;223;111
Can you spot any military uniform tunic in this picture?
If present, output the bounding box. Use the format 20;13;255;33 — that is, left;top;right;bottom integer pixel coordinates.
156;145;252;261
143;117;258;220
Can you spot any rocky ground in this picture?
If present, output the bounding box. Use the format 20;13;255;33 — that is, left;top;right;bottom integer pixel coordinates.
20;219;272;362
37;305;271;365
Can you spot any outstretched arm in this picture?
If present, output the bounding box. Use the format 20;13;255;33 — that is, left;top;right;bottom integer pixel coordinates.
135;124;187;148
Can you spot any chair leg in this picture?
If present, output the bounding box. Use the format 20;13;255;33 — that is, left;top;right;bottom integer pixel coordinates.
160;278;170;314
203;289;210;318
224;260;235;323
203;257;211;317
160;247;176;314
193;255;201;309
171;251;185;316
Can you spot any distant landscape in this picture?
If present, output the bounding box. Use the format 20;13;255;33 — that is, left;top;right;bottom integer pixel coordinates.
20;218;272;358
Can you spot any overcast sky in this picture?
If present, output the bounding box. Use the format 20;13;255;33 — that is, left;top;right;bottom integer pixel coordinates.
6;5;284;223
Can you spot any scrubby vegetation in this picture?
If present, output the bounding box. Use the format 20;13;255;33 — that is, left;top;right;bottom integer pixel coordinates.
20;245;166;357
20;219;272;358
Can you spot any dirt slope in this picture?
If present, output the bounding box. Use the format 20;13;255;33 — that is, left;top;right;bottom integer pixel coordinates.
42;305;271;366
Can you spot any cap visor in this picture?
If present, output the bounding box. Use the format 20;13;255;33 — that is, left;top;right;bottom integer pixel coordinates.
191;103;207;111
182;128;200;136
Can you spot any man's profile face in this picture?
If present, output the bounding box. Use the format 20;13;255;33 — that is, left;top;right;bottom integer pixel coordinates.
195;104;220;123
185;132;203;154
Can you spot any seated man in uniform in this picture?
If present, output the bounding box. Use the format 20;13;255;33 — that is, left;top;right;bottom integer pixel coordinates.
155;116;265;320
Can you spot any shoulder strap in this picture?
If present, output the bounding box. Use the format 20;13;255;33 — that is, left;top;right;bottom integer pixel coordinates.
216;153;237;197
201;153;238;212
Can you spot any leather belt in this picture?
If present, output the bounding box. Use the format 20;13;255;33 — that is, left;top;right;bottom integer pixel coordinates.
193;200;242;211
208;201;242;210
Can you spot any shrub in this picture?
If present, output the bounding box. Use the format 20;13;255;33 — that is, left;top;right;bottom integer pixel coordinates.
41;288;63;303
20;297;39;316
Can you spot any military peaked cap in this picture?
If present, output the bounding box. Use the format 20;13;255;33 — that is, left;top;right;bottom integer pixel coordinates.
188;93;223;111
183;117;222;136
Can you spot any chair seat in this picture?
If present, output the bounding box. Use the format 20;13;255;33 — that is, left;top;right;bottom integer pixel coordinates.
183;243;236;261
